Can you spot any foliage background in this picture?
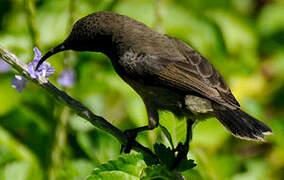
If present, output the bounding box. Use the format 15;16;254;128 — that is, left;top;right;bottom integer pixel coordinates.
0;0;284;179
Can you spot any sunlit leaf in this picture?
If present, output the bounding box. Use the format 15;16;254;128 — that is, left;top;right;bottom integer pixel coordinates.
77;131;120;165
87;153;146;180
140;164;178;180
159;111;186;147
0;78;20;116
206;9;257;54
159;124;174;149
257;4;284;36
58;159;94;180
4;161;30;180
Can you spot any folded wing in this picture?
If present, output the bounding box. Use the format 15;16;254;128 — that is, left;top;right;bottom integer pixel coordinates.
150;35;240;109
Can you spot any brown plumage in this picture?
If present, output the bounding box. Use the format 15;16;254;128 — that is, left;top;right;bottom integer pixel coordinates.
36;11;272;156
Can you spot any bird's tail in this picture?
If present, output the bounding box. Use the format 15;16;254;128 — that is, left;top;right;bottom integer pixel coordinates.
214;106;272;141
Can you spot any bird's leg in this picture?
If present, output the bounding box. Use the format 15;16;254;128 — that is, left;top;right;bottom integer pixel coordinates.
121;108;159;153
171;119;194;169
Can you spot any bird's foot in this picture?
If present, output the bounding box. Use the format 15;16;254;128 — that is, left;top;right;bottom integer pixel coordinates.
171;142;189;170
120;129;138;154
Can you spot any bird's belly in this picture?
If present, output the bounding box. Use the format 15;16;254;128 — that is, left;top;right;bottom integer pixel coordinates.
123;77;214;120
124;77;184;109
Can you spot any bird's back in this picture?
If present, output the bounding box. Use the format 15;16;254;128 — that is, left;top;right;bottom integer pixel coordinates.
110;14;239;109
113;15;182;60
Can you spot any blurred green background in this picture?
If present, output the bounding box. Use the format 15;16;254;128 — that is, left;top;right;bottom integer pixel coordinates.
0;0;284;179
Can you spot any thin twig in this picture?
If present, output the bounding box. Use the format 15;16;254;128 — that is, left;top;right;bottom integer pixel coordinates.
0;45;157;158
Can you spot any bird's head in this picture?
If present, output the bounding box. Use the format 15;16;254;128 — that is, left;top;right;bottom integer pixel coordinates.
36;11;122;70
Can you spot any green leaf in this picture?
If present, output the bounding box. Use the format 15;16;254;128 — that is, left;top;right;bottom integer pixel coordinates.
142;153;160;166
4;161;30;180
0;78;20;116
153;143;175;169
164;3;224;58
140;164;182;180
257;4;284;37
159;112;187;147
87;171;140;180
87;153;147;180
206;9;257;58
0;146;16;166
57;159;94;180
159;124;174;150
77;131;120;165
0;127;42;180
153;143;197;172
115;1;156;27
176;159;197;172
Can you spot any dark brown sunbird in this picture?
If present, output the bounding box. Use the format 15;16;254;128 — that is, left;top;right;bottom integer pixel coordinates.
36;11;272;165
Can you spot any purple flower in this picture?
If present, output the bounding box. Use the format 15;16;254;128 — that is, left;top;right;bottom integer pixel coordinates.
28;47;55;79
0;59;11;73
57;69;75;87
11;75;27;92
10;47;55;93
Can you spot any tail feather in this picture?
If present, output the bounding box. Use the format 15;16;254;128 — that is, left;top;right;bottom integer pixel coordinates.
214;107;272;141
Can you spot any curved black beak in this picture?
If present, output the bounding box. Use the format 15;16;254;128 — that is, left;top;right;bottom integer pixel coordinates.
35;43;66;70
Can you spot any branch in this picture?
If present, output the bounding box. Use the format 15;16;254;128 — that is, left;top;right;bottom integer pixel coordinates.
0;45;156;158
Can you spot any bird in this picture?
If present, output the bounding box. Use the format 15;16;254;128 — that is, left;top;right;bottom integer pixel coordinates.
36;11;272;167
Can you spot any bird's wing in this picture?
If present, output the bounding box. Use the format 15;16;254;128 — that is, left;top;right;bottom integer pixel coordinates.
146;36;240;109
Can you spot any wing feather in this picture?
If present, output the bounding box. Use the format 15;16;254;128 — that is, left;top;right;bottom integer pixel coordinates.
152;35;240;109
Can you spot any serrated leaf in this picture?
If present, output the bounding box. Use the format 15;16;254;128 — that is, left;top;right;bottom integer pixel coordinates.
87;171;139;180
88;154;146;180
153;143;175;169
142;153;160;166
176;159;197;172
